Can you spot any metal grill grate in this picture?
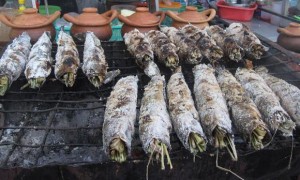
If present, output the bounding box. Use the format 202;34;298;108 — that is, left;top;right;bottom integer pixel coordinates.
0;30;299;168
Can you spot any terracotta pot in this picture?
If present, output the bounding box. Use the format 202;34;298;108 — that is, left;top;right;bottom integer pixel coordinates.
64;8;118;41
277;22;300;53
166;6;216;29
0;8;60;42
118;7;165;36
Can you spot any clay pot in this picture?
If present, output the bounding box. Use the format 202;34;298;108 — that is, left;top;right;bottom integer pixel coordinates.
166;6;216;29
277;22;300;53
64;8;118;41
0;8;60;42
118;7;165;36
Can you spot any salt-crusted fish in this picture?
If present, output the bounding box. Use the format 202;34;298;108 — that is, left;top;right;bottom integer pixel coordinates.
167;67;206;155
256;66;300;127
123;29;160;78
161;26;203;65
206;25;244;62
193;64;237;161
216;68;270;150
23;32;52;89
146;30;179;71
55;30;80;87
83;32;108;88
235;68;295;136
0;32;31;95
103;76;138;163
180;24;223;65
226;23;268;60
139;75;173;169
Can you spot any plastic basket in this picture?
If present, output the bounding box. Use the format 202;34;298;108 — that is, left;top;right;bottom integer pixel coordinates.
53;18;71;41
109;19;123;41
216;1;257;21
39;5;61;15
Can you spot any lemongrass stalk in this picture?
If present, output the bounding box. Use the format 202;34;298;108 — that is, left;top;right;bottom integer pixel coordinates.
251;126;268;150
188;132;206;155
149;139;173;170
0;76;9;96
90;76;103;88
109;138;127;163
63;72;75;87
214;127;238;161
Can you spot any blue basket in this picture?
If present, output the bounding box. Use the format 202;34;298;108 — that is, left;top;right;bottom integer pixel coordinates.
53;18;72;41
109;19;123;41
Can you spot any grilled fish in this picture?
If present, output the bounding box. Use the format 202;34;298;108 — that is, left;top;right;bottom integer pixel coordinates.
193;64;237;161
0;32;31;95
146;30;179;71
83;32;108;88
216;68;270;150
226;23;268;60
167;67;206;154
123;29;160;78
161;26;203;65
139;75;173;169
235;68;295;136
256;66;300;127
55;30;80;87
206;25;244;62
24;32;52;89
180;24;223;65
103;76;138;163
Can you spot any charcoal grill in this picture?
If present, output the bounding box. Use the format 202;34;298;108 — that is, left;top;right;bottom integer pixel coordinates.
0;20;300;179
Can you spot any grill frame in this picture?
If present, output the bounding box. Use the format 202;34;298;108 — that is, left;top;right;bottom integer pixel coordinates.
0;22;299;169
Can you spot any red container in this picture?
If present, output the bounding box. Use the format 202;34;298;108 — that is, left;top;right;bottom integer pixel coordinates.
216;0;257;21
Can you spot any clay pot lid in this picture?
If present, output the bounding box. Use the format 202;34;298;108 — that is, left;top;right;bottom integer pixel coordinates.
178;6;204;21
124;7;160;25
63;8;117;26
166;6;216;24
277;22;300;37
73;8;108;25
12;8;49;26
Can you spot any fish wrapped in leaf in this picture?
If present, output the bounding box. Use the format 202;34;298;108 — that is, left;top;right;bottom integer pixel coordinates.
167;67;207;155
24;32;52;89
83;32;108;88
0;32;31;95
55;30;80;87
124;29;160;78
205;25;244;62
146;30;179;71
180;24;223;65
103;76;138;163
256;66;300;127
216;68;270;150
139;75;173;169
161;27;203;65
193;64;237;161
235;68;295;136
226;23;268;60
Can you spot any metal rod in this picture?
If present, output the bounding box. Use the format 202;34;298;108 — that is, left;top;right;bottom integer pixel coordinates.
259;7;300;23
0;126;103;130
44;0;49;15
0;99;106;103
0;105;106;113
